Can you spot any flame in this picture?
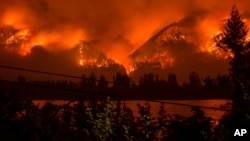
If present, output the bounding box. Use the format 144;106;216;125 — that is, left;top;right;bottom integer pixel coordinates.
1;25;86;56
1;6;87;55
148;52;174;67
133;51;174;70
78;58;116;68
1;2;250;73
78;42;117;68
197;19;233;59
79;59;84;66
3;28;31;56
201;35;233;60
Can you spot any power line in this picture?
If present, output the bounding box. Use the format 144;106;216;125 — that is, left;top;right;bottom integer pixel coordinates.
0;64;184;93
0;64;175;95
0;78;231;112
0;64;82;79
0;64;232;112
0;64;135;87
151;100;231;111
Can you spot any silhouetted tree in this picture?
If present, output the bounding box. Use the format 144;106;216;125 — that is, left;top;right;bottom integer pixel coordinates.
167;107;213;141
189;71;201;87
215;4;249;93
136;102;156;140
167;73;179;88
113;72;130;87
88;73;97;89
81;74;88;88
156;103;168;139
97;75;108;89
17;75;26;84
139;76;144;86
143;73;155;87
203;75;215;88
215;4;250;136
216;74;231;88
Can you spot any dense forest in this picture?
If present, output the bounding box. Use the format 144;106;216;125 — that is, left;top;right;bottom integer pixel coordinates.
0;92;233;141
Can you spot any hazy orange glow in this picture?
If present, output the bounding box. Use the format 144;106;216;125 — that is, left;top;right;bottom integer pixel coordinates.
30;28;86;52
2;10;24;27
1;0;250;73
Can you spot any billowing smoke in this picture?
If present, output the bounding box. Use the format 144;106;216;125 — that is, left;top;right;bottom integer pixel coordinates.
1;0;250;81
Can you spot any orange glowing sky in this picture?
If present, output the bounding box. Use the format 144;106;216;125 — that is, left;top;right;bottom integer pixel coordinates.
1;0;250;69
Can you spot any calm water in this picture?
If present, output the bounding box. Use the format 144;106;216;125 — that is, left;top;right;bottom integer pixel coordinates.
33;100;230;120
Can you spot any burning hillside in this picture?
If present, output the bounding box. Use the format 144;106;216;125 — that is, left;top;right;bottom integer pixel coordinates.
0;25;31;56
77;41;119;68
0;20;231;82
128;22;230;82
129;23;185;68
129;23;229;69
2;0;250;82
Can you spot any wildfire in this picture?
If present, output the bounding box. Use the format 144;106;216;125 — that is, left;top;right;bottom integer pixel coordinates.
132;51;175;70
78;41;116;68
0;23;87;57
2;28;31;56
197;19;234;60
149;52;174;67
1;2;249;73
156;24;186;44
79;59;84;66
200;35;233;59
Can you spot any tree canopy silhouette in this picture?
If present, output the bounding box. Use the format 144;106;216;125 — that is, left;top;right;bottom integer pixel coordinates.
215;5;249;80
216;5;248;53
215;4;250;134
215;5;250;97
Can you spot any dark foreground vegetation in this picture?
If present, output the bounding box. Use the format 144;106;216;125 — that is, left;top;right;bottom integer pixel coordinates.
0;89;233;141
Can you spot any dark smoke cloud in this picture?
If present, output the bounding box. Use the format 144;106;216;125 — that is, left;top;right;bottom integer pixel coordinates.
0;0;246;50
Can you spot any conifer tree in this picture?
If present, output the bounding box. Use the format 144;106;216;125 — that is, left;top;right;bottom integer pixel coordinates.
215;4;250;134
216;5;250;99
216;4;248;77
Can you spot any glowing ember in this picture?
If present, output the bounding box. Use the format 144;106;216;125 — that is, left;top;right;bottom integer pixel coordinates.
79;59;84;66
